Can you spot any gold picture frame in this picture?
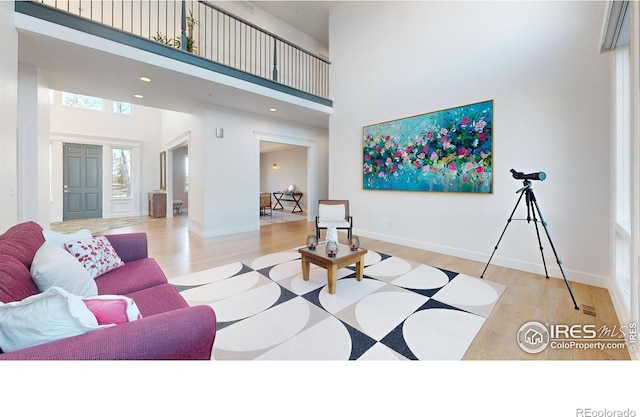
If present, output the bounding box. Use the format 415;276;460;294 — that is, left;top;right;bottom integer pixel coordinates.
160;151;167;191
363;100;493;193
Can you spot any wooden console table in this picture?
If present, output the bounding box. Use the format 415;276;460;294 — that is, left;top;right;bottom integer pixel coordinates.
148;192;166;218
272;191;304;213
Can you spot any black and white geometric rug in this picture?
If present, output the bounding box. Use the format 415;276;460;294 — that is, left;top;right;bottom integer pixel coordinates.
170;244;506;360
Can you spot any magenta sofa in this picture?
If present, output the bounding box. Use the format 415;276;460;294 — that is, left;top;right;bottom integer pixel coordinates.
0;221;216;360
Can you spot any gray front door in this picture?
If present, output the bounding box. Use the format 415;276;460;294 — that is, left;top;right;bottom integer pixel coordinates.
63;143;102;220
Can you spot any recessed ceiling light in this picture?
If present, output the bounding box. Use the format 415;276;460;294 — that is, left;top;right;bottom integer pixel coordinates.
134;94;144;99
269;108;277;112
139;76;152;82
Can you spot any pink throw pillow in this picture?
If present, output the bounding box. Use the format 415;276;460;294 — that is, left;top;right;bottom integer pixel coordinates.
82;295;142;325
64;236;125;279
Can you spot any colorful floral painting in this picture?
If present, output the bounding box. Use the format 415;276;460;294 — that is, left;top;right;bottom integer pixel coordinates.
363;100;493;193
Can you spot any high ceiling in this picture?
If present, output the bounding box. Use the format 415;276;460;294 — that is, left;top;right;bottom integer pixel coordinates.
252;1;333;45
16;1;335;129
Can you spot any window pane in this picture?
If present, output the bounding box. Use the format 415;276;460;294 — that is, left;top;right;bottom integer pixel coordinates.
612;35;632;317
113;101;131;114
112;148;132;198
184;155;189;192
62;92;103;111
615;46;631;231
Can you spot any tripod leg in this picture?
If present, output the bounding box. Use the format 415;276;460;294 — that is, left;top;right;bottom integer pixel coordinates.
481;189;526;278
530;195;580;310
528;191;550;279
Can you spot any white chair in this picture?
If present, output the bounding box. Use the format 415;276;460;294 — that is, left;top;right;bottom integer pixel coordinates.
315;200;353;239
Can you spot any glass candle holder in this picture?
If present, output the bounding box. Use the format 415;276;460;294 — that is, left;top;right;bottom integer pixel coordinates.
326;240;338;257
349;235;360;251
306;235;318;250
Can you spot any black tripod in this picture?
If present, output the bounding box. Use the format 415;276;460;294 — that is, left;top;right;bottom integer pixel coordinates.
480;177;579;310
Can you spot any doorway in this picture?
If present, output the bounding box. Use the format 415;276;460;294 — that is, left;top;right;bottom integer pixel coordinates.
259;140;309;226
166;131;191;218
260;143;308;203
63;143;102;220
172;145;189;214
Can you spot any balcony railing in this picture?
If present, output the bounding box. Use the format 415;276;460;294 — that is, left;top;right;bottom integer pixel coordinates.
25;0;331;103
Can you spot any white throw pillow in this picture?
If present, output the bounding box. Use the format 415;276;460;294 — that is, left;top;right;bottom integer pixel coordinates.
319;204;345;222
42;228;92;249
30;242;98;297
0;287;110;353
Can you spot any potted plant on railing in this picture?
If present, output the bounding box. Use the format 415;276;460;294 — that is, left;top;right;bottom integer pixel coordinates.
150;10;198;53
151;32;176;46
184;9;199;53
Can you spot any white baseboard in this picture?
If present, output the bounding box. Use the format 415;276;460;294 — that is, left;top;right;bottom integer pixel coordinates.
355;228;608;288
201;222;259;238
108;211;145;219
188;217;204;237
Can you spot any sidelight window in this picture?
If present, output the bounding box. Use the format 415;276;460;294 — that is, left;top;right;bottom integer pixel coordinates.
112;148;132;198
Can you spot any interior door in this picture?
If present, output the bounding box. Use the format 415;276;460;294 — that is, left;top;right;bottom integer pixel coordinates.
63;143;102;220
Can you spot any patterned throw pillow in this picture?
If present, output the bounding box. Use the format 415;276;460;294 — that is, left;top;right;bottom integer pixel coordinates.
64;236;125;279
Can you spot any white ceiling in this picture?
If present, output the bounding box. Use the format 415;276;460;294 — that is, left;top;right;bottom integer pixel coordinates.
16;1;334;129
251;1;333;45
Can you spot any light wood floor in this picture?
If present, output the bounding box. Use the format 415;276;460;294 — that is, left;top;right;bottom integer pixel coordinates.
110;215;630;360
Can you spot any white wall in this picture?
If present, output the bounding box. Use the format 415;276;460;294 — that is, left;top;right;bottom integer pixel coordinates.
261;146;308;210
329;1;611;287
181;103;326;237
160;108;199;228
218;0;328;58
17;64;50;227
0;1;19;232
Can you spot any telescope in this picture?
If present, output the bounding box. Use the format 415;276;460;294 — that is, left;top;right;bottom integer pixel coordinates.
482;169;579;310
510;169;546;181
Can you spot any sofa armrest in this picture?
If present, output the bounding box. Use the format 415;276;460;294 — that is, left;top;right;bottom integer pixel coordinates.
104;232;148;263
0;305;216;360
